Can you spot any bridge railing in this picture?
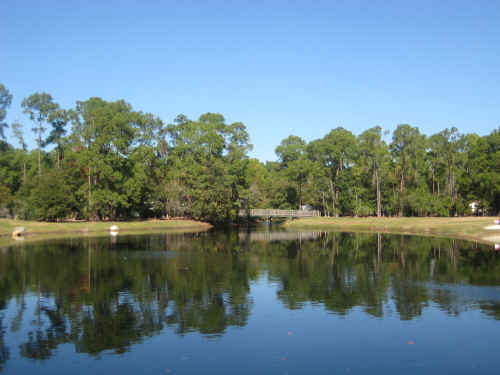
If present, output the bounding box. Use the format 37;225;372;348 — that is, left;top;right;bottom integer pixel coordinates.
239;231;322;241
239;209;321;217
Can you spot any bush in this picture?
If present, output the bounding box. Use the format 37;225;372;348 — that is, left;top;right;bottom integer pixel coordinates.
0;184;12;217
354;203;374;217
27;170;75;221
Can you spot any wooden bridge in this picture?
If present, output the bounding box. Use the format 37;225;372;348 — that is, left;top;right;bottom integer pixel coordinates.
239;231;322;242
239;209;321;218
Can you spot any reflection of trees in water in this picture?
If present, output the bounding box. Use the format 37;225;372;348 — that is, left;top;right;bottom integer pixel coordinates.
0;231;499;366
479;301;500;320
256;232;500;320
0;232;258;364
0;314;10;372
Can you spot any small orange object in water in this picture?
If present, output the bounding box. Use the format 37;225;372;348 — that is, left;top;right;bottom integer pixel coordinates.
408;340;415;345
282;356;286;361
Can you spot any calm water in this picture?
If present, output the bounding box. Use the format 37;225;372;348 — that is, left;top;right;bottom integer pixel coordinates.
1;229;499;374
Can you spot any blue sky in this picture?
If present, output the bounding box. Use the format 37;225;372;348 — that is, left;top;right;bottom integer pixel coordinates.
2;0;500;161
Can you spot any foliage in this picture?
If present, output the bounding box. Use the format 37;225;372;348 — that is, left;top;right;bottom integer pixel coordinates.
163;113;252;224
26;170;75;221
0;82;499;222
21;92;59;176
0;84;12;140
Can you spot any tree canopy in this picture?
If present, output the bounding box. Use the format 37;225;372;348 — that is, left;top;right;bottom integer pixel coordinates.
0;82;498;222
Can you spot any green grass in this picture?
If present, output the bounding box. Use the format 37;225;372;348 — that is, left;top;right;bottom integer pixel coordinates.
0;218;212;247
284;216;500;245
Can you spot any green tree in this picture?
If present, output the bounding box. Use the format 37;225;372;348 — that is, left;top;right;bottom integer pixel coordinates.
126;112;165;218
71;98;139;219
275;135;311;208
244;159;272;209
11;120;28;184
427;132;447;196
27;169;75;221
390;125;426;216
0;83;13;140
308;127;357;216
464;128;500;214
164;113;251;223
21;92;59;176
0;141;24;202
45;108;70;168
358;126;390;217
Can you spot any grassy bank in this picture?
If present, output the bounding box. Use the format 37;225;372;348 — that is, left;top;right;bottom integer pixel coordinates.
285;217;500;245
0;219;212;245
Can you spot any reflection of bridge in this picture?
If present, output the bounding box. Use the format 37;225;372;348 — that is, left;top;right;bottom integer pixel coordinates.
239;209;321;218
239;231;322;242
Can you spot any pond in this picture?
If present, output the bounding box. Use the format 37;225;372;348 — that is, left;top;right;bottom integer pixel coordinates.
0;229;499;374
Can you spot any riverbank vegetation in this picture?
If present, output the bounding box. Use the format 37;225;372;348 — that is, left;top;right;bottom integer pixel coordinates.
0;83;499;224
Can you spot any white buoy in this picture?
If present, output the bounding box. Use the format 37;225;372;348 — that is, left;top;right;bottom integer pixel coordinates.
495;244;500;251
494;219;500;225
110;225;119;233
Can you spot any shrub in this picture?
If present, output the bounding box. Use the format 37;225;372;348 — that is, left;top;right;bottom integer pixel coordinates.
27;170;75;221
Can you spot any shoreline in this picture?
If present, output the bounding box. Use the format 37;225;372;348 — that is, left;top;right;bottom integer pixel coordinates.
0;219;212;247
2;217;499;248
284;216;500;246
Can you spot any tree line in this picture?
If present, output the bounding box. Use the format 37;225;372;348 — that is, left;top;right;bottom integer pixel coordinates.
0;83;498;223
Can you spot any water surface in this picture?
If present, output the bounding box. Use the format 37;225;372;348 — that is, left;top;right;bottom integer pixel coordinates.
0;230;499;374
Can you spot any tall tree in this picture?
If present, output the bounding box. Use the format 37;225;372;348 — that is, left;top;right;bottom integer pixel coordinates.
164;113;251;223
275;135;310;209
45;108;70;168
463;128;500;215
0;84;13;140
11;120;26;150
11;120;27;184
21;93;59;176
71;98;137;219
126;112;165;217
358;126;389;217
308;128;357;216
427;133;447;196
439;127;464;199
390;124;426;216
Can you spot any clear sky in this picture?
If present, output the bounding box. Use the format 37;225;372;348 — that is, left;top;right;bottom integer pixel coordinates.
2;0;500;161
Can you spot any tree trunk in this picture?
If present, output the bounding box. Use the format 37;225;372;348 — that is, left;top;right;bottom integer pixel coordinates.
432;168;435;195
23;161;26;184
335;165;341;217
335;189;339;217
37;132;41;177
450;171;453;197
329;179;335;218
322;191;328;217
377;232;382;270
398;168;406;216
88;166;92;220
375;168;381;217
298;181;302;210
